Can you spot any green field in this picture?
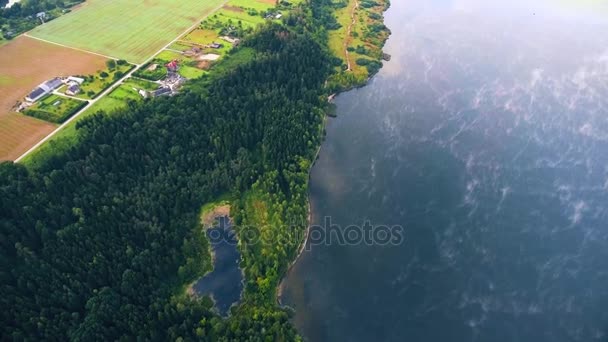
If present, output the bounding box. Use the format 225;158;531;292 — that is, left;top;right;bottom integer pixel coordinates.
29;0;227;63
24;94;87;124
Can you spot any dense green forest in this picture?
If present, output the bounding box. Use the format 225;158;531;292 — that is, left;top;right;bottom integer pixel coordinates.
0;0;348;339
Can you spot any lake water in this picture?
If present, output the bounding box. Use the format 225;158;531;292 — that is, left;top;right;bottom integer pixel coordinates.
281;0;608;341
193;216;243;316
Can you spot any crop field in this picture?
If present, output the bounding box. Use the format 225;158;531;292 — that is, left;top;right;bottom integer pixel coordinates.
29;0;227;63
0;36;108;161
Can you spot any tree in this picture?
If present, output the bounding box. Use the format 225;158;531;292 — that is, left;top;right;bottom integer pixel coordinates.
106;60;116;70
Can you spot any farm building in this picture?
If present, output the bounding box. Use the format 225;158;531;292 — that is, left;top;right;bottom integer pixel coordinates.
67;76;85;84
221;36;241;45
209;42;223;49
166;60;179;72
26;78;63;102
66;83;81;96
151;87;171;97
36;12;47;22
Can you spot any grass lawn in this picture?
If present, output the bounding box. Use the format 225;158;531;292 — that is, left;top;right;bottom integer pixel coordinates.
24;94;87;124
29;0;227;63
182;28;220;45
179;65;207;79
214;9;266;28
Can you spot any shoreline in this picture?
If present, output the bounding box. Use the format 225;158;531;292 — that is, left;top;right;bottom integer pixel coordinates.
276;0;393;308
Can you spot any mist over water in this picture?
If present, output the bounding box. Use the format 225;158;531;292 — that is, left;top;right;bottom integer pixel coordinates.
281;0;608;341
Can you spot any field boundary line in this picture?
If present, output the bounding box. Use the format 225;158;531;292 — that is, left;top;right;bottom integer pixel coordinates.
23;33;121;62
15;0;230;163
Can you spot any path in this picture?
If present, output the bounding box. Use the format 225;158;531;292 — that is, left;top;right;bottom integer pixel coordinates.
15;0;229;163
344;0;359;71
24;33;120;62
51;90;88;101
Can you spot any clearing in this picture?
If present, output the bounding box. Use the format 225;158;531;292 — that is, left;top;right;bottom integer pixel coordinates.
28;0;227;64
0;36;109;161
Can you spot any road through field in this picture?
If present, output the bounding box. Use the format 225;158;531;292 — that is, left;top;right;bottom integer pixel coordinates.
15;0;229;163
24;33;119;61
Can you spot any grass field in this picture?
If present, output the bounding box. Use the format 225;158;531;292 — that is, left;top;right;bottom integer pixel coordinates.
29;0;228;63
24;94;87;124
0;36;108;161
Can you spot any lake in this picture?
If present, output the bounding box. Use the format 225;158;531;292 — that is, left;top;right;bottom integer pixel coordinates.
193;216;243;316
281;0;608;341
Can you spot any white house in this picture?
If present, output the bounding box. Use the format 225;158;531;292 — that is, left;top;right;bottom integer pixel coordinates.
67;76;85;85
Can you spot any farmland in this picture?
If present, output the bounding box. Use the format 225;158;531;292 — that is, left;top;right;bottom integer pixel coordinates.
74;61;134;99
137;0;291;81
17;0;303;165
0;36;109;161
28;0;227;63
20;77;158;170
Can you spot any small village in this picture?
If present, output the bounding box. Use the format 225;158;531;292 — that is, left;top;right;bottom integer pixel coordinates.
15;59;191;122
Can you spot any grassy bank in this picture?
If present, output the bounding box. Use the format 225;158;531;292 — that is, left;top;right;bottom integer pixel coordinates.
327;0;391;91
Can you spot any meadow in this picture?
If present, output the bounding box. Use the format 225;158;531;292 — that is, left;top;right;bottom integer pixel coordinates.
29;0;227;63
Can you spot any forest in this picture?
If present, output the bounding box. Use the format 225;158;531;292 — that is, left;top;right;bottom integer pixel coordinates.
1;0;343;340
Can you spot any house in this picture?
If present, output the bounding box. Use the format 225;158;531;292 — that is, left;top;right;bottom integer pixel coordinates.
25;78;63;102
36;12;47;23
221;36;241;45
151;87;171;97
26;87;47;103
166;59;179;72
67;76;85;85
65;83;81;96
45;78;63;90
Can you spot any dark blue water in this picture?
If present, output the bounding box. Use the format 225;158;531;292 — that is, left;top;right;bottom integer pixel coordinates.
282;0;608;341
193;216;243;316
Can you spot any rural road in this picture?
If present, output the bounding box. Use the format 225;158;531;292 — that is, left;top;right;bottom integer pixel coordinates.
15;0;229;163
345;0;359;71
24;33;120;62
